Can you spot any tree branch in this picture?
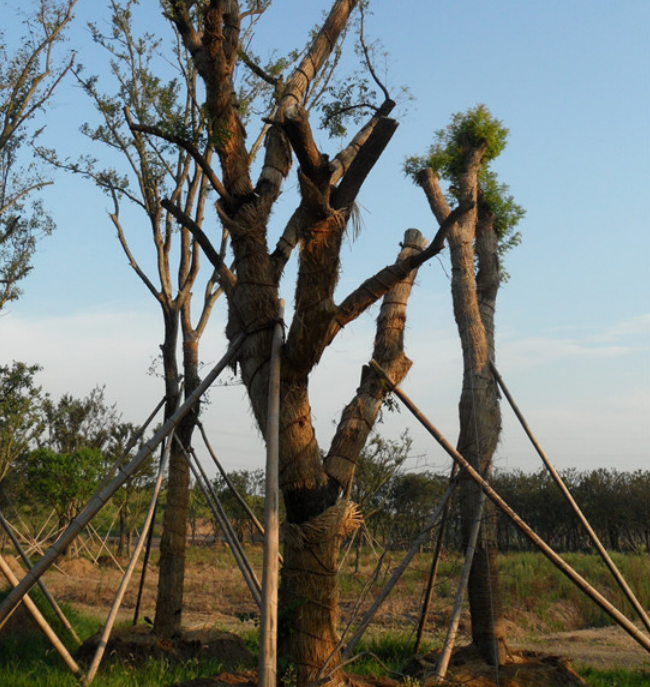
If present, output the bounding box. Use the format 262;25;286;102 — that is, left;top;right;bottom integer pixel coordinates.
124;107;233;206
161;198;236;295
415;167;451;225
329;201;474;338
332;115;398;211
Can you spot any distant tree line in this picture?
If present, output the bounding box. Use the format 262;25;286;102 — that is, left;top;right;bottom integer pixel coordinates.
358;466;650;555
2;363;647;558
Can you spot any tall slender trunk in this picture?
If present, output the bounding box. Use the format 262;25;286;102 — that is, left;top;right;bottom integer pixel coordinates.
449;148;508;665
154;315;182;636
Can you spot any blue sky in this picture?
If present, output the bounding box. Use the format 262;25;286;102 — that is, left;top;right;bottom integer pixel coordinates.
1;0;648;476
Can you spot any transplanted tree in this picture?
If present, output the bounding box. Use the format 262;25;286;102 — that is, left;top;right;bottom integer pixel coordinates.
42;0;229;635
406;104;524;665
132;1;472;683
0;0;77;310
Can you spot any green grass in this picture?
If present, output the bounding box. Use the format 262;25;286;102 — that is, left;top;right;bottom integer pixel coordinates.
0;590;227;687
578;667;650;687
345;631;430;677
499;551;650;630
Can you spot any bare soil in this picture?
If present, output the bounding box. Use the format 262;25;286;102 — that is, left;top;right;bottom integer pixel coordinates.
2;549;649;686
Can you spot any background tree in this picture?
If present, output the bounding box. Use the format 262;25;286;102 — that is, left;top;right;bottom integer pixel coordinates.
0;361;45;485
40;385;118;454
212;468;265;543
42;0;230;635
350;431;410;564
0;0;77;310
14;385;119;552
21;445;105;540
407;104;525;665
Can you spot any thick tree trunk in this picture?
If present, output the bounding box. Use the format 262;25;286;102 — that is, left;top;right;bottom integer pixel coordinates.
274;230;425;686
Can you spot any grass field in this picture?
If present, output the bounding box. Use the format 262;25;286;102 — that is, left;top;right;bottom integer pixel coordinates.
1;546;649;686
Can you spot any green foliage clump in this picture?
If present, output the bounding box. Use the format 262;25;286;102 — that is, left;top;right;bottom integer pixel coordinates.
405;104;525;262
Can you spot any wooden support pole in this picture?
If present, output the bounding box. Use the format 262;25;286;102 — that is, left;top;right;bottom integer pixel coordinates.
414;463;458;654
369;359;650;654
182;441;262;606
0;509;80;645
0;554;82;677
0;332;246;626
83;431;173;685
258;300;284;687
197;421;266;542
336;480;458;668
434;490;487;681
491;361;650;634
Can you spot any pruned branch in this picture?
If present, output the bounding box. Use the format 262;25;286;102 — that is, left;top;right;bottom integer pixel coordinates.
332;115;398;211
324;228;426;493
329;98;395;186
415;167;451;225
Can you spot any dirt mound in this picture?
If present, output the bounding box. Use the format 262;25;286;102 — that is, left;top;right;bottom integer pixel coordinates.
165;647;587;687
58;557;96;576
405;645;586;686
76;625;255;670
168;670;257;687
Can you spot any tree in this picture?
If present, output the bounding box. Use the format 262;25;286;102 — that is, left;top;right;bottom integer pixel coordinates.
43;0;228;636
22;445;105;537
406;105;524;665
40;385;119;454
0;361;45;485
0;0;77;310
116;1;476;682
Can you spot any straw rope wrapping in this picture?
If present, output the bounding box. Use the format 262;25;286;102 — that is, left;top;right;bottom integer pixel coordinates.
282;500;363;551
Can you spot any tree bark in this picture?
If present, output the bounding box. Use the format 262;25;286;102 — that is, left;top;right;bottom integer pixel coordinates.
447;147;508;665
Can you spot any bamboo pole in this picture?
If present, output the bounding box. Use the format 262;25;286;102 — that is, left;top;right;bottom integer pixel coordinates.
0;554;82;677
434;490;487;681
197;421;266;541
133;436;170;626
337;480;458;666
87;519;124;572
258;300;284;687
0;509;80;644
83;431;173;685
182;441;262;606
369;359;650;654
0;332;246;626
414;463;458;654
491;360;650;634
5;498;67;574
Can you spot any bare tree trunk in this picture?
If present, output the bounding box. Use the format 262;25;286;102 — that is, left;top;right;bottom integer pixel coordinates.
154;318;184;637
449;155;508;665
